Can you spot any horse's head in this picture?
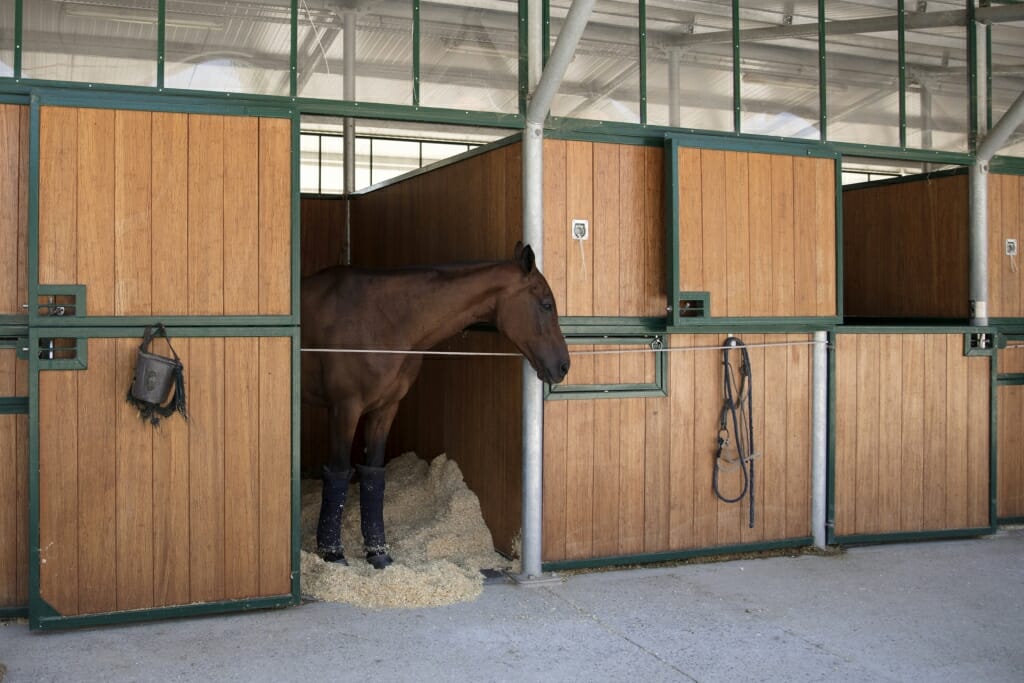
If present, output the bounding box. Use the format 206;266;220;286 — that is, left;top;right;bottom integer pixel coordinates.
495;242;571;384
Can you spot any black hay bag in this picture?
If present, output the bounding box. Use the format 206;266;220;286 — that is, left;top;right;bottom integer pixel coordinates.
127;323;187;426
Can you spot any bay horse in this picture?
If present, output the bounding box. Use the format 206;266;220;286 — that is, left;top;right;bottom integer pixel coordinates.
301;242;570;568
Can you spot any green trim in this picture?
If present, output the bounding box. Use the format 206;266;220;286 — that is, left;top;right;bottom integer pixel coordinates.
25;315;298;329
967;1;978;153
664;136;680;328
989;158;1024;175
818;0;827;142
30;284;86;324
996;375;1024;386
833;527;994;547
0;93;28;105
997;516;1024;526
835;324;986;335
964;330;997;357
545;334;668;400
518;0;528;116
665;131;840;159
841;166;967;192
31;594;297;632
542;537;814;572
0;397;28;414
30;333;87;371
12;0;21;80
545;128;663;147
638;0;647;125
0;605;28;619
25;84;295;118
675;291;710;320
830;141;973;165
985;24;992;132
897;0;906;149
834;157;844;317
558;316;666;335
668;317;842;334
413;0;420;107
732;0;740;134
990;341;999;530
290;0;298;98
157;0;166;90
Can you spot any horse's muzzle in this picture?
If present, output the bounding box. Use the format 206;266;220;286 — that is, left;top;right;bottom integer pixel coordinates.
539;358;570;384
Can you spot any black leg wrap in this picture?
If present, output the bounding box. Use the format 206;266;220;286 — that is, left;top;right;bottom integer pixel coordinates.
357;464;393;569
316;467;352;565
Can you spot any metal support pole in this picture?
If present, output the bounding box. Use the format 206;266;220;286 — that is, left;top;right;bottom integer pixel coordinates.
668;48;680;128
519;0;595;583
342;12;356;265
969;90;1024;326
811;331;828;549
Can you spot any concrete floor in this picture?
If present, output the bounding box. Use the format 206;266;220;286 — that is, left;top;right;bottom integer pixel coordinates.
2;528;1022;683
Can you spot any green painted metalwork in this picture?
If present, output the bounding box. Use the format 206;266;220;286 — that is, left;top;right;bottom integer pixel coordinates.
31;334;87;372
817;0;827;142
12;0;21;80
31;284;86;325
967;1;978;152
290;0;298;98
545;334;668;400
413;0;421;108
0;397;28;413
832;527;994;547
898;0;907;149
0;606;28;619
639;0;647;125
157;0;166;90
518;0;528;115
732;0;740;134
985;23;992;132
558;316;667;335
543;537;814;573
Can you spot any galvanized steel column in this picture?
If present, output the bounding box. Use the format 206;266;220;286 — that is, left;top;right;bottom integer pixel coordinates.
343;11;356;264
520;0;595;581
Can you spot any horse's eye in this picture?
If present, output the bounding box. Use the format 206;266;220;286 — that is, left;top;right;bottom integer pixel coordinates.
541;300;554;312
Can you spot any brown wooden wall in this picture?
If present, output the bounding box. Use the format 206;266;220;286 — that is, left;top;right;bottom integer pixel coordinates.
677;148;837;318
843;173;970;319
988;173;1024;319
542;333;813;563
301;196;346;277
0;351;28;610
997;343;1024;519
1;103;28;317
37;107;291;317
37;336;292;617
541;139;666;318
833;333;990;537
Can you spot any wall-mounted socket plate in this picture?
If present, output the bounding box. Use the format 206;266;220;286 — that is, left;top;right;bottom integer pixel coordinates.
571;219;589;241
1007;238;1018;257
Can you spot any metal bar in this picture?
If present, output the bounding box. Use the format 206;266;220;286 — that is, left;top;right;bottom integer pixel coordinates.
157;0;166;90
818;0;826;141
13;0;22;79
668;48;679;128
732;0;740;134
412;0;420;108
290;0;298;97
520;0;596;583
898;0;906;149
639;0;647;125
343;11;356;263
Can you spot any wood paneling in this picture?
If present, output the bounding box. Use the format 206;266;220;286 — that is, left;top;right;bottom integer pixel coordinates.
540;140;666;318
1;104;28;315
998;384;1024;520
843;173;969;319
542;334;814;563
37;107;292;318
833;333;990;537
36;336;292;617
676;147;837;318
0;350;28;609
989;173;1024;319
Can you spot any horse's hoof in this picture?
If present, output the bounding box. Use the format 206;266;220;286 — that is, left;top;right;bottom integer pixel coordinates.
366;551;393;570
318;549;349;565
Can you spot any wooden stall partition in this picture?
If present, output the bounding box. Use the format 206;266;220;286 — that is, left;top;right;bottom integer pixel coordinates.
34;334;293;620
833;332;990;539
997;383;1024;520
674;146;836;319
988;173;1024;320
542;333;814;565
541;139;666;319
36;107;292;320
1;103;28;317
0;349;28;612
842;172;969;320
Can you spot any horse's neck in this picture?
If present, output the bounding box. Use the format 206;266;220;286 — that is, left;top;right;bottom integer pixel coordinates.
398;263;514;349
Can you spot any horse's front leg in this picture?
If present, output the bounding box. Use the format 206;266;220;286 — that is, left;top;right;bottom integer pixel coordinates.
316;403;360;564
357;402;400;569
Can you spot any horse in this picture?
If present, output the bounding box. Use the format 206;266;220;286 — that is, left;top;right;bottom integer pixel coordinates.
301;242;570;568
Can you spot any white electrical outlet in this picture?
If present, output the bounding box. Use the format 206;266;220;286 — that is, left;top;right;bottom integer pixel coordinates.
1007;238;1018;257
571;219;589;241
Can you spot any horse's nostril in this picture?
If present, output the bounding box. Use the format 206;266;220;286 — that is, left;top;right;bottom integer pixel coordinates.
560;361;570;376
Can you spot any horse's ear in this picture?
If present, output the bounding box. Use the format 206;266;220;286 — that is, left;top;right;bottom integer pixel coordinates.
515;241;535;274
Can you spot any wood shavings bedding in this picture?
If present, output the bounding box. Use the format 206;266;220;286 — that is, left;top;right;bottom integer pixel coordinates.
300;452;515;609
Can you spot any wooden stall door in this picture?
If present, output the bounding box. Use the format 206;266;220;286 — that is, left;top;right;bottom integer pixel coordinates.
29;105;296;628
1;102;30;614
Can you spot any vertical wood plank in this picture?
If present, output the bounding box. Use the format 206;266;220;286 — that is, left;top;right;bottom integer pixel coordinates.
224;117;260;315
944;336;969;529
188;115;225;316
988;175;1004;318
700;151;728;312
591;397;620;557
152;113;189;316
747;153;773;316
692;336;720;547
877;334;904;532
921;335;948;529
39;370;79;615
618;145;645;316
645;378;671;551
0;412;14;605
785;335;811;538
114;110;153;316
565;141;594;317
792;157;819;316
15;359;27;604
225;337;260;598
543;139;568;311
189;337;226;602
564;353;594;560
76;339;117;614
259;118;292;315
815;159;837;316
17;106;28;310
966;355;990;528
761;334;789;540
854;334;881;534
643;146;665;317
593;144;620;317
618;396;646;555
1001;177;1021;317
76;108;116;316
771;155;796;316
542;401;568;562
0;105;21;313
115;337;155;611
997;385;1023;518
676;147;703;292
152;339;191;606
900;335;926;531
38;106;78;287
259;337;292;596
833;335;858;536
724;152;750;316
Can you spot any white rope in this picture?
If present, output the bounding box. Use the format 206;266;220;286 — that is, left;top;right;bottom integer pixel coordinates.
300;339;830;358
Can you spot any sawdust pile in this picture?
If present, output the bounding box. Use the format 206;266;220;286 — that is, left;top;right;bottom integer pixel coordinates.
300;452;515;609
